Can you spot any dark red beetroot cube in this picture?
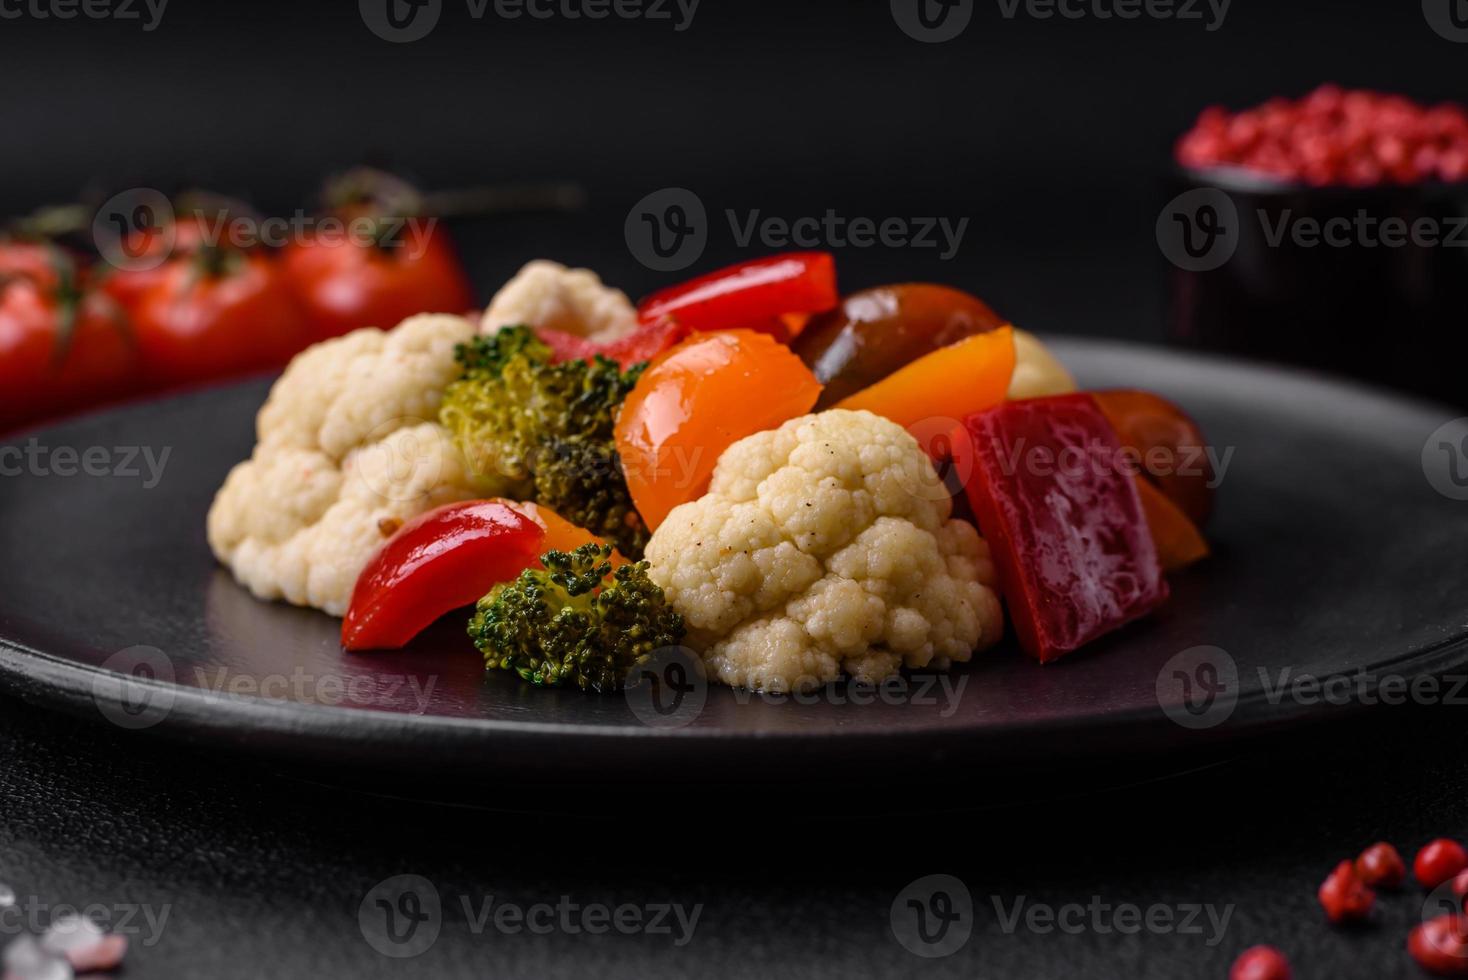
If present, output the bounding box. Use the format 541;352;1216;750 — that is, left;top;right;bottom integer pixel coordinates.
959;393;1168;663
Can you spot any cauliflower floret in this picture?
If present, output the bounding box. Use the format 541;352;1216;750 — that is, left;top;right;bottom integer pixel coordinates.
645;410;1004;693
208;314;506;616
1007;329;1077;400
480;259;638;341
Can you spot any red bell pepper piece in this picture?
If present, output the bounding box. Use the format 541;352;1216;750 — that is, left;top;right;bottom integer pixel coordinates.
958;393;1169;663
536;315;690;370
341;500;545;651
635;252;838;336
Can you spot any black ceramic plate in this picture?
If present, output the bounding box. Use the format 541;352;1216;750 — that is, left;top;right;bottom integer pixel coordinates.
1;339;1465;784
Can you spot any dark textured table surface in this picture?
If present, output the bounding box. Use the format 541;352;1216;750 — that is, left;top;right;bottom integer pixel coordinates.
1;691;1464;978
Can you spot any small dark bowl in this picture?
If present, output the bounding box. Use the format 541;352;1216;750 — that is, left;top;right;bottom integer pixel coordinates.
1164;165;1468;406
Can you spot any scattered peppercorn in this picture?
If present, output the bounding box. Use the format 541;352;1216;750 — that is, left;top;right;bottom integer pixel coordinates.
1357;842;1408;890
1408;915;1468;976
1229;944;1292;980
1318;859;1375;924
1417;840;1468;890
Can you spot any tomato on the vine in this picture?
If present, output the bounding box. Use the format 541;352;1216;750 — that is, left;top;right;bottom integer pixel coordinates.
0;273;138;432
97;216;213;312
280;215;473;341
130;250;309;388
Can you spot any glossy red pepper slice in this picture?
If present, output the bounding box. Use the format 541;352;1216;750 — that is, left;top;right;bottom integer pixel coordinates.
536;315;691;371
958;393;1169;663
635;252;838;335
341;501;545;651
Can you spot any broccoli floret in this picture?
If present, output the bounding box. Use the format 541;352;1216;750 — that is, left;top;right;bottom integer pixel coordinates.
439;326;649;556
469;543;686;693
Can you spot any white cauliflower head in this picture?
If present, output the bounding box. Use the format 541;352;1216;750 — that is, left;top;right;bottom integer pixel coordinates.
480;259;638;341
208;314;506;616
645;409;1004;693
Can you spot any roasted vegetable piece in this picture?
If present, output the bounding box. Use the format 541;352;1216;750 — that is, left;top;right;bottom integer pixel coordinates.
793;284;1006;408
439;326;649;557
636;252;837;336
614;329;823;531
1092;389;1215;526
470;543;685;692
341;501;546;651
1133;476;1210;572
834;327;1016;433
510;500;628;567
958;393;1169;663
535;315;689;371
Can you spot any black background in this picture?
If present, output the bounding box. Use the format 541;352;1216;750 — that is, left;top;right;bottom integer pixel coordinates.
3;2;1468;978
1;0;1464;344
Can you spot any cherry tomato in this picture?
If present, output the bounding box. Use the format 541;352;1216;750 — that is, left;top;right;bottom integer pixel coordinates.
793;284;1006;408
636;252;837;337
0;276;137;432
0;240;67;287
97;216;212;312
614;330;823;531
131;251;309;388
1092;389;1215;527
1418;840;1468;890
280;219;473;341
342;500;546;651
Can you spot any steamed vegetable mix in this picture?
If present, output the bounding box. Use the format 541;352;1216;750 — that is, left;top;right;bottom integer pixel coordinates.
206;249;1217;694
470;543;685;692
439;325;650;557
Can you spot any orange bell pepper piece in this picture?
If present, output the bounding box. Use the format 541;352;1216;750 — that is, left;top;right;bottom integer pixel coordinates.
1133;476;1209;573
833;326;1016;431
502;500;628;567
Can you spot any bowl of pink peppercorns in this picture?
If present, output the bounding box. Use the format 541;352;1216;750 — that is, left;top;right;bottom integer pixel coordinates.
1164;85;1468;407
